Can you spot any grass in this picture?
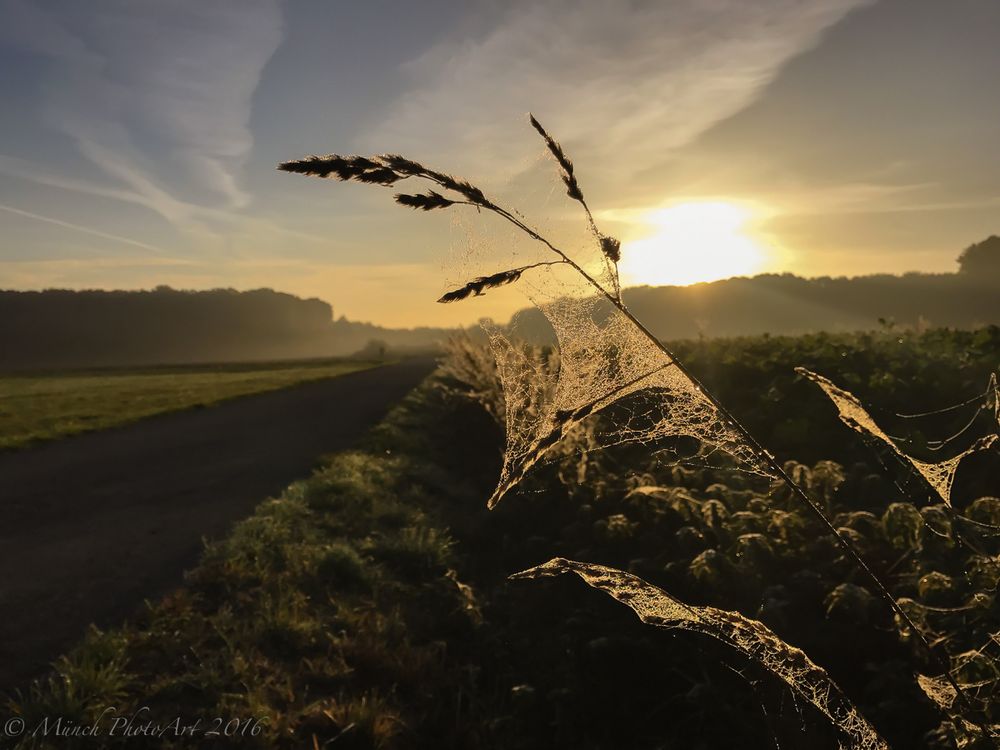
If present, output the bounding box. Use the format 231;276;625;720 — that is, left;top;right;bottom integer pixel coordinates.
5;379;479;749
0;358;379;450
3;362;857;749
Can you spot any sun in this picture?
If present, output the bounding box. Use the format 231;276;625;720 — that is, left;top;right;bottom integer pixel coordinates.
617;201;769;287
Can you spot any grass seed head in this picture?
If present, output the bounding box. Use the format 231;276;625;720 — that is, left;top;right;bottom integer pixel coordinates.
438;268;525;304
277;155;399;183
394;191;457;211
528;113;584;202
599;235;621;263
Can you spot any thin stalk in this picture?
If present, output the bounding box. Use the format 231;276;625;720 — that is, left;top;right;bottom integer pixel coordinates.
566;191;622;299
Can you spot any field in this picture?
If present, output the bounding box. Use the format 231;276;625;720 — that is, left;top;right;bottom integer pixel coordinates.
6;327;1000;749
0;359;379;450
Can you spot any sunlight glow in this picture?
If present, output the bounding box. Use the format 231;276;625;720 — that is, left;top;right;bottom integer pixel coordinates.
618;201;769;287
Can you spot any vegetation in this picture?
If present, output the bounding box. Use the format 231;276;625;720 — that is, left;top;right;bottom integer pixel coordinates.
958;236;1000;280
7;327;999;748
9;118;998;749
0;287;451;369
0;359;376;450
276;115;1000;748
5;381;483;749
5;247;1000;373
0;287;340;369
485;269;1000;343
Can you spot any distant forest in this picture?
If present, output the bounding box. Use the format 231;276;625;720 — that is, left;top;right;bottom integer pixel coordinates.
2;237;999;370
625;268;1000;339
0;287;449;370
510;235;1000;341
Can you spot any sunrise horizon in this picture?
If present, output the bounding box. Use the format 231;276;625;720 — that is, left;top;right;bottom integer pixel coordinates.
2;238;982;331
4;1;1000;328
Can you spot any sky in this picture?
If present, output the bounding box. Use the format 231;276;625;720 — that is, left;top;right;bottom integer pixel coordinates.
1;0;999;328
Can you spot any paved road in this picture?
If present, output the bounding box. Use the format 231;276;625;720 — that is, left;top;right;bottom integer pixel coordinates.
0;358;435;691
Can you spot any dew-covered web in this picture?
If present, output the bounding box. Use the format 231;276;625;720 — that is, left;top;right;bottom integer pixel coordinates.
275;119;778;509
917;667;1000;747
512;558;888;750
432;135;774;508
894;372;1000;453
798;368;998;507
482;271;774;507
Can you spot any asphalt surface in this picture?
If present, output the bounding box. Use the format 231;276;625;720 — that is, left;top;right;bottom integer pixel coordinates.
0;358;435;691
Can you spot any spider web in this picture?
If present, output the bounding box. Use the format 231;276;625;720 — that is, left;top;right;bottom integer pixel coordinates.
482;264;775;508
438;160;775;509
798;368;998;507
512;558;888;750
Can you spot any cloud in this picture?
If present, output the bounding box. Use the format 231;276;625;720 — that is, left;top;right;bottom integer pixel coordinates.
0;152;332;253
368;0;871;203
0;202;163;253
9;0;284;227
0;0;96;62
0;153;144;207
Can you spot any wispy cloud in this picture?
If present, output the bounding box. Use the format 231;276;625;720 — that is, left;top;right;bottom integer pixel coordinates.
0;152;331;251
774;185;1000;216
0;203;163;253
369;0;870;202
0;153;144;207
7;0;283;231
0;0;97;62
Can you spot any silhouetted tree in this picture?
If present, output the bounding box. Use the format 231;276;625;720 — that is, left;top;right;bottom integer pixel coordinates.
0;287;339;370
957;235;1000;278
3;268;1000;371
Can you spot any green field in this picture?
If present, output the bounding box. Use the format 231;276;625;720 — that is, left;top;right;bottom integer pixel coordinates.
0;359;379;450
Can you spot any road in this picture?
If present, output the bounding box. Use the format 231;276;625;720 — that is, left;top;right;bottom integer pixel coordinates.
0;358;435;691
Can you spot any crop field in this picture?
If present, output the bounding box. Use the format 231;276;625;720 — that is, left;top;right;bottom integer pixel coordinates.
0;359;378;450
9;327;1000;749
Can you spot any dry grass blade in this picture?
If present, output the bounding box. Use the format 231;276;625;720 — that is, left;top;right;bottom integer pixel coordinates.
511;558;889;750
